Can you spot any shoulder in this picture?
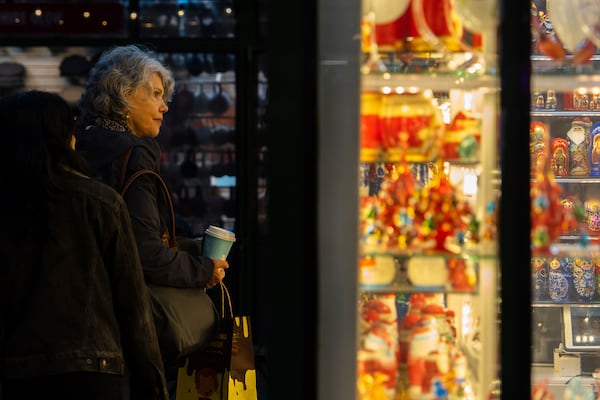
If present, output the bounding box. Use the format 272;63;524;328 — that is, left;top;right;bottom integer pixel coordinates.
126;138;162;170
72;175;129;213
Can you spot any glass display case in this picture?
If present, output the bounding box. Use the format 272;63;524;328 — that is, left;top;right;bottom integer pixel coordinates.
530;0;600;398
355;1;500;398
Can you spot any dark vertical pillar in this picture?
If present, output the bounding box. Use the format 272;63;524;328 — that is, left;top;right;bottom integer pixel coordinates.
499;0;532;397
266;1;318;399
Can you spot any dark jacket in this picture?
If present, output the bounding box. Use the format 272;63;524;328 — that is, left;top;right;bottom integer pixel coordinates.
75;124;214;288
0;172;169;400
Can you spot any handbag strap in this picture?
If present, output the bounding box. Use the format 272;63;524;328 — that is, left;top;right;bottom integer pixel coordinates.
119;146;136;189
219;281;233;318
119;147;177;249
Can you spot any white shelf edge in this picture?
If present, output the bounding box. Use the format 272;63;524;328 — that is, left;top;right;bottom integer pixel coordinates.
361;73;499;92
532;74;600;91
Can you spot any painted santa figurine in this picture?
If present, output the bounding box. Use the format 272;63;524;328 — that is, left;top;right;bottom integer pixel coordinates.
566;117;592;176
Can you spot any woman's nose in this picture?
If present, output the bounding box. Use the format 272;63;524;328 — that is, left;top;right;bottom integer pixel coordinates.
160;99;169;113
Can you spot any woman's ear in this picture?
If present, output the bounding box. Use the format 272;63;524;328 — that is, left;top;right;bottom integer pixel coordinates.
70;134;76;150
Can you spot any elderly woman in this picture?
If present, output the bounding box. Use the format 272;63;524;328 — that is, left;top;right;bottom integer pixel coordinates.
74;45;228;396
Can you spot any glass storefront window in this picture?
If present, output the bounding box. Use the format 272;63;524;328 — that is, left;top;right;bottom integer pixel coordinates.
0;1;128;37
138;1;235;39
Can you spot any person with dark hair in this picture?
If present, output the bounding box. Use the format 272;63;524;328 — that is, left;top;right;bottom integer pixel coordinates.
0;90;169;400
74;45;229;397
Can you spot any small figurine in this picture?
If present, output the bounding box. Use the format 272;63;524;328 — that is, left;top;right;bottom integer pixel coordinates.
551;137;568;176
566;117;592;176
589;122;600;175
530;122;567;251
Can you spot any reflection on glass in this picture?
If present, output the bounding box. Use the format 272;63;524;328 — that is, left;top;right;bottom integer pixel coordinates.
158;51;237;236
138;0;235;38
0;46;237;238
257;53;268;228
532;307;563;364
0;1;127;36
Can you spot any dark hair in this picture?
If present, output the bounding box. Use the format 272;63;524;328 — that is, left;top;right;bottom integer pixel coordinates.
0;90;90;238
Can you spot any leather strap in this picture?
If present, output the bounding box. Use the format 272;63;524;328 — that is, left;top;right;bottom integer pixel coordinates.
119;147;177;249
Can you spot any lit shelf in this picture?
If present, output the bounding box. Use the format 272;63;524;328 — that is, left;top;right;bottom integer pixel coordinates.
360;283;479;295
532;302;600;307
359;249;499;260
554;177;600;184
531;111;600;117
532;74;600;91
531;177;600;184
361;73;499;92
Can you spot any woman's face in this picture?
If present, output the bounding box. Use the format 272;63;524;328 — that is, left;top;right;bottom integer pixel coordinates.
124;72;169;138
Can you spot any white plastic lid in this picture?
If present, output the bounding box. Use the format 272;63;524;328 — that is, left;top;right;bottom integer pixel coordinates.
205;225;236;242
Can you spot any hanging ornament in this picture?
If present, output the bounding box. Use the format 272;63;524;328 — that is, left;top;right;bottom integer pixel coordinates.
547;0;587;53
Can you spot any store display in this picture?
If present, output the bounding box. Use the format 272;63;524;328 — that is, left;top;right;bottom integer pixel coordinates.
360;256;397;287
585;200;600;232
531;1;600;393
406;257;448;290
572;257;595;302
363;0;410;52
359;161;479;255
532;256;550;301
551;137;568;176
531;0;595;64
530;121;569;251
567;118;592;176
358;294;400;399
441;110;481;161
590;122;600;175
378;89;444;162
549;257;573;302
358;0;498;398
545;90;557;110
360;91;384;161
531;1;566;60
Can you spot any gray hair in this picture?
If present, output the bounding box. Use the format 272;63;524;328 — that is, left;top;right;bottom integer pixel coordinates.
78;45;174;126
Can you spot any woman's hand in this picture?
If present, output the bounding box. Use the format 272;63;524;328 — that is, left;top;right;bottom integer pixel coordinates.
206;259;229;288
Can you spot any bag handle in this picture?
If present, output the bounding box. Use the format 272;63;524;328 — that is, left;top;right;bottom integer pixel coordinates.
119;147;177;249
119;146;135;189
219;281;233;318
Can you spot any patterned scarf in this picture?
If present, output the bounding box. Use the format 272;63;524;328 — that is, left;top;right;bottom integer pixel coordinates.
95;117;128;132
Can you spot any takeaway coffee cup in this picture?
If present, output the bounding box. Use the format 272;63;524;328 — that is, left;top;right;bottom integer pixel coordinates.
203;225;236;260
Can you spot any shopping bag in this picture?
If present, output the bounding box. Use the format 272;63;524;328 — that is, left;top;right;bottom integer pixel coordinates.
175;283;258;400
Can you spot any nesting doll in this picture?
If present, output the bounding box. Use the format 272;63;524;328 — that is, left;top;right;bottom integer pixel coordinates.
566;117;592;176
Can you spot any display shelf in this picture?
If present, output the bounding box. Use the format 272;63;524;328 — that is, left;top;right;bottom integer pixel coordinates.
554;177;600;184
360;284;479;295
532;242;600;257
358;33;501;398
359;250;497;260
359;151;480;165
362;72;498;92
533;301;600;306
532;74;600;91
531;111;600;118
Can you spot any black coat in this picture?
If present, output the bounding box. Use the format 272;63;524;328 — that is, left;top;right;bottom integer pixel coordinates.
75;125;215;288
0;171;169;400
